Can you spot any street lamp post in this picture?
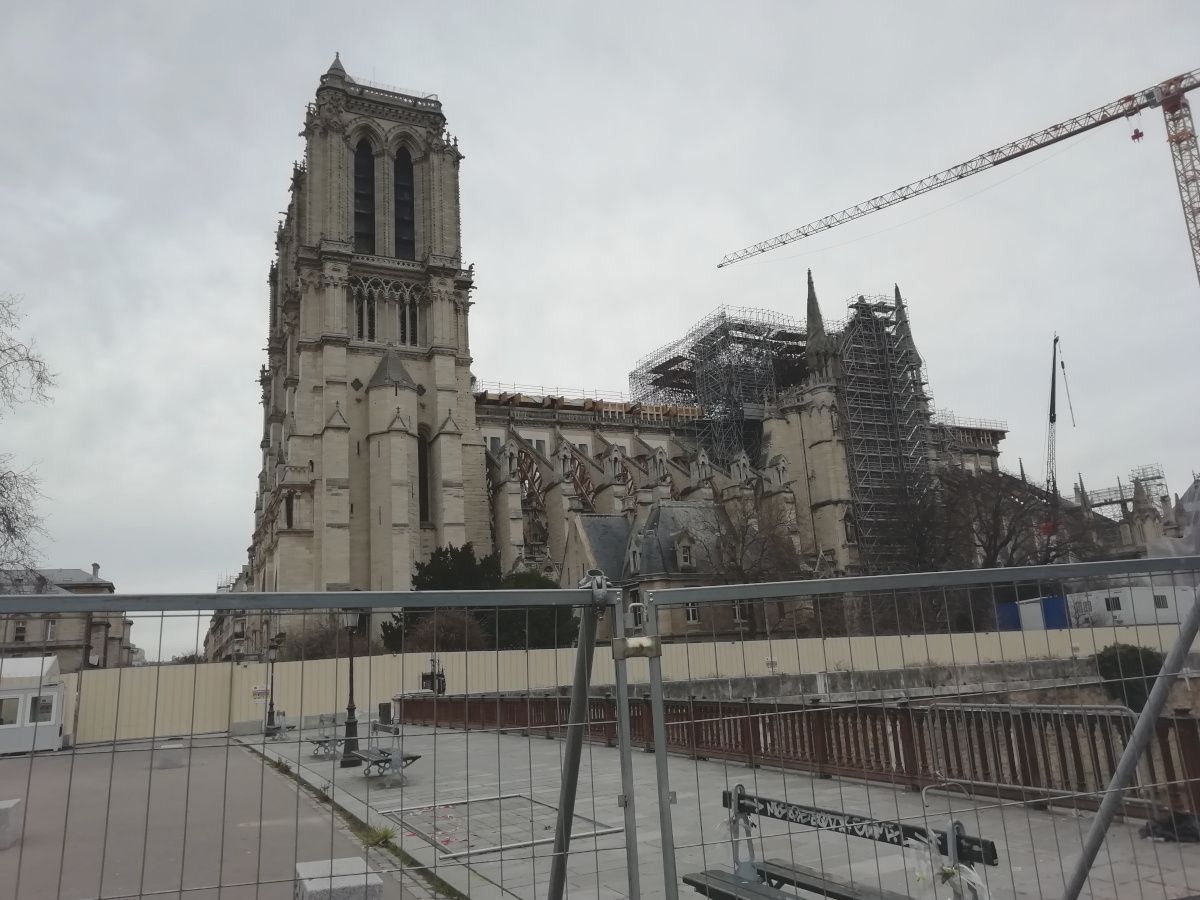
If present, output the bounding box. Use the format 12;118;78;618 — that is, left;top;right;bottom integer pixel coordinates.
339;610;361;767
265;641;278;731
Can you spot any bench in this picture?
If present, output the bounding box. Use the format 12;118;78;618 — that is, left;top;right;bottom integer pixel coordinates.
682;870;787;900
757;860;913;900
683;784;997;900
305;736;345;759
347;747;422;780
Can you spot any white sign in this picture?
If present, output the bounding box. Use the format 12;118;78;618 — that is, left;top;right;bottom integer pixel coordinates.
251;685;269;704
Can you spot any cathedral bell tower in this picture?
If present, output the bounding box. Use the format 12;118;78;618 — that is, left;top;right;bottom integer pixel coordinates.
248;57;490;593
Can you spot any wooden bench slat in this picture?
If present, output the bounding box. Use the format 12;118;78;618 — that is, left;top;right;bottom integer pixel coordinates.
681;870;789;900
758;859;915;900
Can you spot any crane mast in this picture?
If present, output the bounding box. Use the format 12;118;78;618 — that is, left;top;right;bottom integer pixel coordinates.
1045;334;1060;533
719;68;1200;288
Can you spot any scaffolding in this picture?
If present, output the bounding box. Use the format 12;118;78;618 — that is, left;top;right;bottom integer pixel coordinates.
628;296;935;573
836;295;933;573
628;306;806;465
1086;463;1170;511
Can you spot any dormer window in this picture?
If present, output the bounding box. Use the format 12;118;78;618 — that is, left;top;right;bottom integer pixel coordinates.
630;547;640;573
680;545;692;566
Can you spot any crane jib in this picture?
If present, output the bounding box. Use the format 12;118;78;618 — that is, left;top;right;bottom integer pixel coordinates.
719;68;1200;271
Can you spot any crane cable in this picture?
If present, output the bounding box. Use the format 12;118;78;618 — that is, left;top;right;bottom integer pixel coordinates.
1058;339;1077;428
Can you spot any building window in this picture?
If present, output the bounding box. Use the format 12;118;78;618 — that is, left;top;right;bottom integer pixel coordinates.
399;302;407;344
577;442;588;456
284;493;294;529
28;695;53;724
0;698;18;727
394;147;416;260
1104;596;1122;612
13;620;25;643
45;619;56;642
488;436;501;454
686;602;700;624
367;293;377;340
353;139;376;254
535;439;546;456
1154;594;1169;610
733;600;748;623
680;545;692;566
408;301;418;346
418;432;431;523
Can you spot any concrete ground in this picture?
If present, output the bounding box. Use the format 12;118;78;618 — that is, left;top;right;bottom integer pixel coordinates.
254;719;1200;900
0;736;424;899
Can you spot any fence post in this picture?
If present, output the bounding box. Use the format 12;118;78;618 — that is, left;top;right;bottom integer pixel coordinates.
1174;711;1200;814
610;586;643;899
810;700;830;779
896;702;920;791
742;697;756;768
1062;591;1200;900
645;590;680;900
547;574;606;900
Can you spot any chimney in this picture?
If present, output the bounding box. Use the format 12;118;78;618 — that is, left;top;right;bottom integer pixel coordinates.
91;563;100;578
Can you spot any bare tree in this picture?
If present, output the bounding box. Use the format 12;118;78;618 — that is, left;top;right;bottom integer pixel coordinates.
1;294;54;570
691;487;813;636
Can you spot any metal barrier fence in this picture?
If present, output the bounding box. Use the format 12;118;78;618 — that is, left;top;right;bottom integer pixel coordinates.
399;695;1200;818
0;556;1199;899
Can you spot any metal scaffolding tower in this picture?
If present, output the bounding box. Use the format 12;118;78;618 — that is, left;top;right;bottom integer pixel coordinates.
629;306;805;465
1086;463;1170;512
836;295;933;573
630;297;934;572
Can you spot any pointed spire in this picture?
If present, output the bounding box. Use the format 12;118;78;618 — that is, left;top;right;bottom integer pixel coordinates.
1133;478;1151;513
806;269;826;344
892;283;923;368
327;52;346;77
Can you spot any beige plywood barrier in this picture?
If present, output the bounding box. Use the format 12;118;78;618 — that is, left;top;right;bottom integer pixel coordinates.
61;627;1192;745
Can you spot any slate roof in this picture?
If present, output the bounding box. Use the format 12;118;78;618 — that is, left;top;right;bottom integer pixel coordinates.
368;350;418;390
0;571;73;595
635;501;721;577
37;568;114;589
578;515;630;580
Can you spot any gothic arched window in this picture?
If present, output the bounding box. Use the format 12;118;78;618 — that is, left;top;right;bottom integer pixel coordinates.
417;431;431;523
394;147;416;260
353;139;375;254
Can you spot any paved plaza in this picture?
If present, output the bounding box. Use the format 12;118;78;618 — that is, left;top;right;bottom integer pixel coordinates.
0;736;422;900
0;721;1196;898
252;719;1200;899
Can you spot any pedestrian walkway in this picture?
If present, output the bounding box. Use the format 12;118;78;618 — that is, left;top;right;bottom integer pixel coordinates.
0;737;422;900
252;719;1200;899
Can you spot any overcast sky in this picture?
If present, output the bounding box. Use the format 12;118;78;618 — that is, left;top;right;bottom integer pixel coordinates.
3;2;1198;657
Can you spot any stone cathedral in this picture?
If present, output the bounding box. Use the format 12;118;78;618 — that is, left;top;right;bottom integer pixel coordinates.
239;59;1008;646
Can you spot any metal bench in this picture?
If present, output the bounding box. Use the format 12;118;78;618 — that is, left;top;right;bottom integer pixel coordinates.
682;870;788;900
347;748;422;780
306;736;345;759
684;784;997;900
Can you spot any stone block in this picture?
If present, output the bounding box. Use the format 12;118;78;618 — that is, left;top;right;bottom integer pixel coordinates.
0;798;23;850
153;741;186;769
295;857;383;900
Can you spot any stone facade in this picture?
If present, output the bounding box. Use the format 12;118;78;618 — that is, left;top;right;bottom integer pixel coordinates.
236;60;1009;649
0;566;131;672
